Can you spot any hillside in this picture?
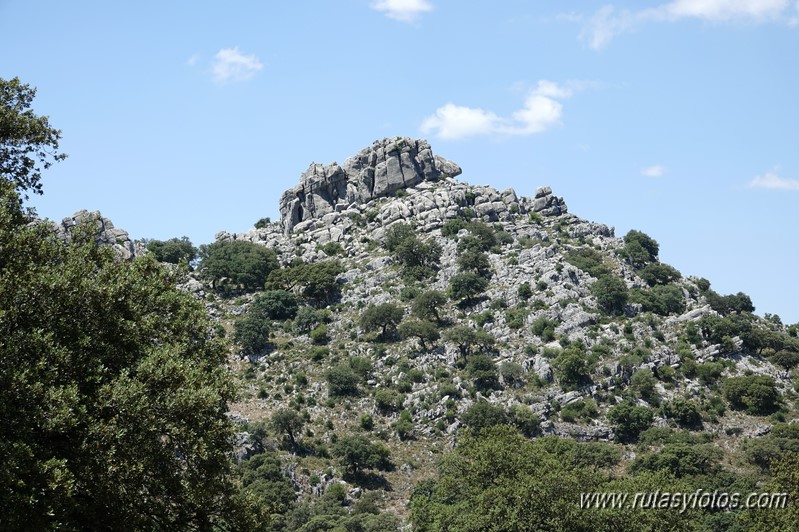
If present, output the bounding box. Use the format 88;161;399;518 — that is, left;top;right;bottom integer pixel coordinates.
164;137;799;529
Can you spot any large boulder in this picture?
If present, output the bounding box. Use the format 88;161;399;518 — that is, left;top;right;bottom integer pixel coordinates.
279;137;462;233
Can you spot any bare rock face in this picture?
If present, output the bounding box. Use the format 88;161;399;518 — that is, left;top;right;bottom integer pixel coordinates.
53;210;141;259
279;137;462;233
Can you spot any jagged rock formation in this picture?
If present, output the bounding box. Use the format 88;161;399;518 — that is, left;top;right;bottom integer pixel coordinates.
52;210;142;259
279;137;464;233
276;137;566;236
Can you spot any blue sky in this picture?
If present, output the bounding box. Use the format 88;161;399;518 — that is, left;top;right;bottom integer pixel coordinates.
2;0;797;323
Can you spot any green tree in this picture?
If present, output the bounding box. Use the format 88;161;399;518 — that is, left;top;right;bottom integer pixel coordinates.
0;185;243;529
252;290;299;320
723;375;780;415
326;365;359;397
267;260;344;304
638;262;681;286
399;319;440;350
411;290;447;324
457;249;491;278
449;271;489;306
553;346;592;390
466;354;500;392
145;236;198;267
461;401;509;433
236;452;296;526
621;229;659;268
270;409;305;451
199;240;279;292
590;275;628;315
608;401;654;443
383;222;441;279
332;435;392;476
1;77;67;201
360;303;404;339
233;311;271;357
442;326;495;358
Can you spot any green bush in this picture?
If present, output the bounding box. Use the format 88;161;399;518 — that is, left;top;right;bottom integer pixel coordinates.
466;354;499;392
360;303;404;339
638;263;682;286
374;389;404;413
326;364;359;397
199;240;279;292
608;401;654;443
660;397;703;429
310;324;329;345
251;290;299;320
564;248;611;278
146;236;198;267
448;272;488;305
462;401;509;433
233;313;271;356
723;375;780;415
590;275;628;315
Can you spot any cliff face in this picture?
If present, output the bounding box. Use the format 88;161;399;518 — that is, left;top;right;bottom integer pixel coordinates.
278;138;462;233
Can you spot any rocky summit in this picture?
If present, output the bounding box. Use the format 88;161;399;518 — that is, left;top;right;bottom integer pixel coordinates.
279;137;463;233
63;138;799;529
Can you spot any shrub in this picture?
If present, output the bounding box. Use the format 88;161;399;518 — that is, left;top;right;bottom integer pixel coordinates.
448;272;488;306
499;361;525;388
254;217;271;229
564;248;611;278
198;240;279;292
608;401;654;443
374;389;403;413
723;375;780;415
233;313;271;356
360;303;404;339
660;397;703;429
310;324;329;345
590;275;628;315
628;285;685;316
462;401;508;433
517;282;533;300
466;354;499;392
457;250;492;278
394;410;414;440
630;443;722;478
553;346;592;390
531;316;558;342
251;290;299;320
294;306;327;333
326;365;359;397
146;236;197;267
638;263;682;286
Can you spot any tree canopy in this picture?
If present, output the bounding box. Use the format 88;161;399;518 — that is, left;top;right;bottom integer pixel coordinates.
0;184;243;529
1;77;67;200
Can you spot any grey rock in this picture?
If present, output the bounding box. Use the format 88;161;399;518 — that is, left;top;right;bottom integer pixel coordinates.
279;138;462;233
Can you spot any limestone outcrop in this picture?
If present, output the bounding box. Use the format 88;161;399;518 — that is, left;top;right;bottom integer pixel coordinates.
52;210;141;259
279;137;462;233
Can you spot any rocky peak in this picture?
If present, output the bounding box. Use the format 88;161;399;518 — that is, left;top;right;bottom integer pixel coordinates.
52;210;141;260
279;137;462;233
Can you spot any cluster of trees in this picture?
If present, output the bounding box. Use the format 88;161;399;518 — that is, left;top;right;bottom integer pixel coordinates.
0;77;270;528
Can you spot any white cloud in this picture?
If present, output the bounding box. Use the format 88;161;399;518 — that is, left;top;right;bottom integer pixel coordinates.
186;53;200;66
371;0;433;22
747;170;799;190
211;47;263;83
583;0;794;49
421;80;591;140
420;104;503;140
641;165;667;177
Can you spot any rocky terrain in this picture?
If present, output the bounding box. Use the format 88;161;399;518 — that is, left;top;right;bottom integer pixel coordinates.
99;137;799;528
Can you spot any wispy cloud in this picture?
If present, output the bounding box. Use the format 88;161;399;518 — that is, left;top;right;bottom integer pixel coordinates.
747;170;799;190
186;53;200;66
371;0;433;22
641;165;667;177
420;80;593;140
581;0;796;49
211;47;263;83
